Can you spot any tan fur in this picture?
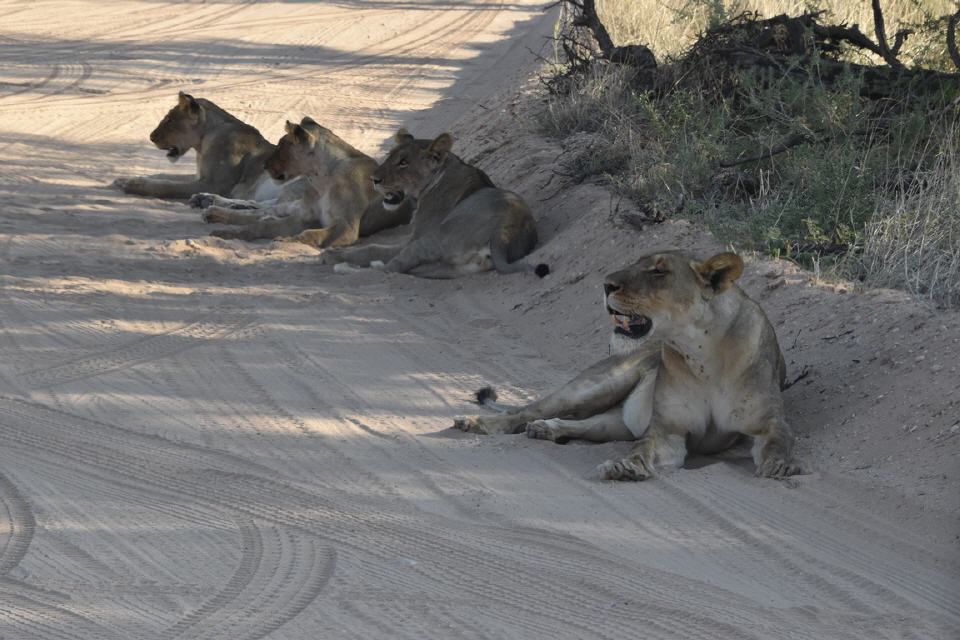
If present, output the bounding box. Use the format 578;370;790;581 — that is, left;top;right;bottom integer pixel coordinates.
321;130;546;279
454;250;802;480
203;118;412;244
112;92;292;202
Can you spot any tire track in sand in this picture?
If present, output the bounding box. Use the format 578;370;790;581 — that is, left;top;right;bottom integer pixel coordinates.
19;308;254;388
161;515;336;640
0;471;35;575
675;470;960;625
0;409;338;640
0;396;798;640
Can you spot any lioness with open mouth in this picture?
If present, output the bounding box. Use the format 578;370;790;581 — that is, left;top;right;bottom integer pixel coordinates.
454;250;803;481
322;129;549;279
113;92;302;204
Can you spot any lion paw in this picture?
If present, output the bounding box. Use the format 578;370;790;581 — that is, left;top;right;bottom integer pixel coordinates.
111;178;128;190
291;230;327;247
452;416;488;435
526;420;568;444
320;249;345;265
756;458;804;479
190;193;216;209
596;457;651;482
202;209;232;224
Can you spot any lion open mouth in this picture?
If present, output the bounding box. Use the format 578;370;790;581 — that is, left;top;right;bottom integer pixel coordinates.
383;191;404;205
608;307;653;339
165;146;182;162
382;190;404;210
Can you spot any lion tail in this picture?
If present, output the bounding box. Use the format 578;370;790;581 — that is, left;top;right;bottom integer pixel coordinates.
490;226;549;278
473;386;520;414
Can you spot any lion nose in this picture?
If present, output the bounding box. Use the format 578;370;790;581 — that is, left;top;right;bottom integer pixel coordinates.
603;282;621;296
149;130;158;143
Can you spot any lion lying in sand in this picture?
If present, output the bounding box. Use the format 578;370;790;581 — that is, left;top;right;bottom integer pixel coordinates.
454;250;803;480
323;130;548;279
199;118;412;246
113;92;301;204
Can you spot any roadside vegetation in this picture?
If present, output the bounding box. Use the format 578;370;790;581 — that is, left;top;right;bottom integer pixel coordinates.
539;0;960;308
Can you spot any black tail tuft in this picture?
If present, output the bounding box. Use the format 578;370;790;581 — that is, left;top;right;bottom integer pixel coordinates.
475;386;498;405
534;263;550;278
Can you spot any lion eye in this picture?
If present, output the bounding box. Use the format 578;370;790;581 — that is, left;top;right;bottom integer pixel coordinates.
650;266;668;275
398;158;408;167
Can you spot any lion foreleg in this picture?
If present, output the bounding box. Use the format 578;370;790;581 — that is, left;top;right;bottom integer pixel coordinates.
281;218;357;249
322;242;406;266
201;206;265;225
191;193;268;210
747;417;803;478
210;214;306;241
383;240;432;274
596;428;687;481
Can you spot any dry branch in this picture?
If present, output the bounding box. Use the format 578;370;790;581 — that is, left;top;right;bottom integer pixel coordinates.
948;11;960;70
719;133;813;168
871;0;904;69
553;0;656;70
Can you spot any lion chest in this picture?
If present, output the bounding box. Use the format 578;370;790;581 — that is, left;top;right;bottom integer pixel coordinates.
654;348;743;436
250;175;281;202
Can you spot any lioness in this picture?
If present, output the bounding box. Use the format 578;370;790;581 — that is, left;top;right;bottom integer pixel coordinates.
201;118;412;246
454;250;803;480
322;130;549;279
113;92;301;203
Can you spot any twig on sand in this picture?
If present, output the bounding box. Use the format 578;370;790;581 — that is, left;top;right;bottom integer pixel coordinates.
782;366;812;390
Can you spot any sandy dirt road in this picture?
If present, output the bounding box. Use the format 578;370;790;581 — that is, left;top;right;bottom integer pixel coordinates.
0;1;958;638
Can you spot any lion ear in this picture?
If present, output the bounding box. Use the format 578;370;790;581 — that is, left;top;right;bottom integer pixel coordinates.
299;116;324;136
425;133;453;161
395;128;415;144
291;124;314;145
693;252;743;292
285;120;298;134
177;92;200;113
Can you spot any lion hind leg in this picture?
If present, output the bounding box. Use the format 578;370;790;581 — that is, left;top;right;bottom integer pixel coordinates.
526;405;633;444
452;413;528;435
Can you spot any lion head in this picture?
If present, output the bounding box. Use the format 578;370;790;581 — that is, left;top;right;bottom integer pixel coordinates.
604;250;744;352
371;129;451;210
264;117;327;182
149;92;206;163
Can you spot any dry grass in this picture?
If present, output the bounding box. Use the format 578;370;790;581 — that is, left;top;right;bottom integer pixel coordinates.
856;122;960;308
598;0;955;68
542;0;960;307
